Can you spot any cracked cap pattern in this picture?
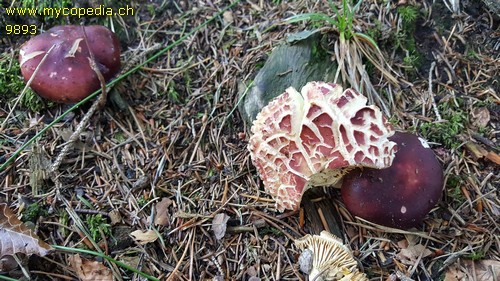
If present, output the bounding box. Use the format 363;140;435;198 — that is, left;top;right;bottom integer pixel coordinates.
248;81;397;211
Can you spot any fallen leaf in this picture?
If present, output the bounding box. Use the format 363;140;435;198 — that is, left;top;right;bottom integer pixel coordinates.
470;107;490;128
246;265;258;277
69;254;112;281
108;209;122;225
445;259;500;281
485;151;500;165
223;11;234;24
154;197;173;226
118;255;141;270
130;229;158;245
444;262;465;281
396;243;432;265
0;203;52;257
397;239;408;249
212;213;230;240
29;146;51;196
465;142;500;165
465;142;488;160
464;259;500;281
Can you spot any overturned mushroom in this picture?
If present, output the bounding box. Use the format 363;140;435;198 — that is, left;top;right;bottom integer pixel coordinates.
19;25;121;103
248;81;397;211
295;231;368;281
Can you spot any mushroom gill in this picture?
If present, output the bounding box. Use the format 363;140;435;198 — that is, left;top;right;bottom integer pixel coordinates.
295;231;368;281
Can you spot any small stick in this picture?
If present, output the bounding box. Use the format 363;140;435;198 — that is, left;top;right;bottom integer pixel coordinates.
50;27;108;174
0;45;55;131
49;30;162;174
428;62;442;121
166;230;192;281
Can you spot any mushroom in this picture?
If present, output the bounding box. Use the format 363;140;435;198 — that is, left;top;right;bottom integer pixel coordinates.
248;81;397;211
19;25;121;103
295;231;368;281
341;131;444;229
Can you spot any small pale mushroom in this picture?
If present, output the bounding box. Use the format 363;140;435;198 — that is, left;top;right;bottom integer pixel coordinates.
248;81;397;211
295;231;368;281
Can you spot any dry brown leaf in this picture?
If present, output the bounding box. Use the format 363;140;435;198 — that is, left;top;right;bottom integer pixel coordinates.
0;203;52;257
396;243;432;265
465;142;489;159
470;107;490;128
444;263;465;281
108;209;122;225
465;142;500;165
485;151;500;165
464;259;500;281
212;213;230;240
130;229;158;245
154;197;172;226
445;259;500;281
223;11;234;24
69;254;112;281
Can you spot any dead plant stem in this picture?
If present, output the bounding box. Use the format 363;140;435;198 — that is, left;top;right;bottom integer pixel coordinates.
50;27;108;174
0;45;55;132
428;62;442;121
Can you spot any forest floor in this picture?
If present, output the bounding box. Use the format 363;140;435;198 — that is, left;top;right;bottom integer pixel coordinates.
0;0;498;280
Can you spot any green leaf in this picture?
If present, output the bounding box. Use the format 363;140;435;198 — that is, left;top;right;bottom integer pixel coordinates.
354;32;380;50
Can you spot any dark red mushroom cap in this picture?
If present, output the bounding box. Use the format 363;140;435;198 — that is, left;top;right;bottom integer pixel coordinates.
341;131;444;229
19;25;121;103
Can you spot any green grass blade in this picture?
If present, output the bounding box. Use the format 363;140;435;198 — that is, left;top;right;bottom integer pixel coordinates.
52;245;160;281
354;32;380;50
353;0;363;12
327;0;338;12
0;275;19;281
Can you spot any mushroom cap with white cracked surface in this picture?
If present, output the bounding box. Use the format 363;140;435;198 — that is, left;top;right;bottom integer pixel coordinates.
248;81;397;211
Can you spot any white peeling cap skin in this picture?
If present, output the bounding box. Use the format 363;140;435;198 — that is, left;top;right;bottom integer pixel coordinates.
295;231;368;281
248;81;397;211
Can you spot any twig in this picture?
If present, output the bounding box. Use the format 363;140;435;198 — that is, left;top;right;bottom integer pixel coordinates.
0;45;55;132
166;229;193;281
428;62;442;121
0;0;241;172
347;217;443;243
50;27;108;174
49;94;105;173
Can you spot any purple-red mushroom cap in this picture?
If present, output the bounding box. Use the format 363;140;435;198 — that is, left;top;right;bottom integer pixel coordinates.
341;131;444;229
19;25;121;103
248;81;398;211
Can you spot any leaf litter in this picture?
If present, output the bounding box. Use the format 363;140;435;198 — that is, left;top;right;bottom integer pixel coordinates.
0;0;498;280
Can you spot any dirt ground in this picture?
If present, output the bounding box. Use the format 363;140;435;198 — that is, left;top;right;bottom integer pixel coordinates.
0;0;499;280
